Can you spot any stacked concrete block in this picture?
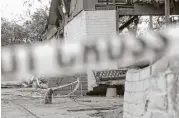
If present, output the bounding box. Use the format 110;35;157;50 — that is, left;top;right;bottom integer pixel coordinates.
146;70;179;118
124;66;179;118
123;67;151;118
85;10;116;38
64;11;86;42
166;73;179;118
146;73;168;118
64;10;116;41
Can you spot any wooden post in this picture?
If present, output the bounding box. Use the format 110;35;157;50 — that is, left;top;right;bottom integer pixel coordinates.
149;16;153;75
80;82;83;96
149;16;153;30
71;82;73;95
116;11;119;33
133;16;139;35
165;0;170;25
114;0;119;33
113;0;115;5
165;0;171;68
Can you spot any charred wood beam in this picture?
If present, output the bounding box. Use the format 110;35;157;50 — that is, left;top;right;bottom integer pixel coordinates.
48;0;62;27
119;16;138;31
43;0;69;40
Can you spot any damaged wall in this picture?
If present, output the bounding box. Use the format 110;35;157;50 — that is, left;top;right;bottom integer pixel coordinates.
123;63;179;118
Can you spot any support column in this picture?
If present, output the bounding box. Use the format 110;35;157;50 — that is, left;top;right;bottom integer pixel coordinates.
165;0;170;25
87;69;97;92
149;16;153;75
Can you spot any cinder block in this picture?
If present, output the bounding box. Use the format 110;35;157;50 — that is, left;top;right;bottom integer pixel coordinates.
123;112;128;118
124;91;145;103
132;81;144;92
123;92;130;102
123;112;132;118
143;79;150;90
142;111;152;118
125;81;132;92
156;75;167;91
149;77;158;88
149;112;169;118
124;91;129;102
125;81;145;92
126;69;140;81
128;103;145;116
149;78;167;94
140;67;150;80
123;102;129;112
85;10;116;37
148;90;168;111
64;11;86;41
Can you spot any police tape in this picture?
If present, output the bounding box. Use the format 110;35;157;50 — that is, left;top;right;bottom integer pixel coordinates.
1;26;179;81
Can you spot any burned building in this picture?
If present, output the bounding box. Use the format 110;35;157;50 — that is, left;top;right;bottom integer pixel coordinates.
45;0;179;95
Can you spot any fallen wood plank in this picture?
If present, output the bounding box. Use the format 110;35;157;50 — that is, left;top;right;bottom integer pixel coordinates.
1;85;22;88
32;95;77;98
52;80;78;91
77;100;92;102
67;107;116;112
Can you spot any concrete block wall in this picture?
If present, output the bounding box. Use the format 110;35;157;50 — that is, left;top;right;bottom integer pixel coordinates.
64;11;86;42
85;10;116;38
123;67;151;118
64;10;116;41
123;66;179;118
64;10;116;92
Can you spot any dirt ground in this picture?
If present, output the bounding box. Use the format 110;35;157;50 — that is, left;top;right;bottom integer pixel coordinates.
1;88;123;118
